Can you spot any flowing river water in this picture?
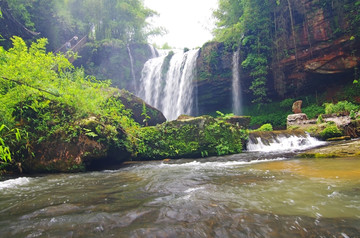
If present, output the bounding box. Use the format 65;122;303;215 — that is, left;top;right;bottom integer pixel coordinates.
1;143;360;237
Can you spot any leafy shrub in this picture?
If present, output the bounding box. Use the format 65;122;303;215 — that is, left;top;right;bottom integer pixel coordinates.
279;98;294;109
317;114;324;124
255;123;273;131
324;101;360;115
302;104;324;119
0;37;140;171
319;124;342;140
350;110;356;120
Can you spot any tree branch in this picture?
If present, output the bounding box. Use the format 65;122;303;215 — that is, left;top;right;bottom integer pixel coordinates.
1;76;60;97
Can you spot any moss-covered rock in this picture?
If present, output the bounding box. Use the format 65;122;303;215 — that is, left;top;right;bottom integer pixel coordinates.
118;89;166;126
135;115;248;160
298;139;360;158
22;115;131;173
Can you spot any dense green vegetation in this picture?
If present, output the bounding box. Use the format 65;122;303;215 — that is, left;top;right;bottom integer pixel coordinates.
1;0;163;50
136;116;247;160
244;95;326;129
0;37;141;171
0;37;249;173
213;0;272;103
213;0;360;102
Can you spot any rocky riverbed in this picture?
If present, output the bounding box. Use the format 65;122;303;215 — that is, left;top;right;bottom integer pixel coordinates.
299;138;360;158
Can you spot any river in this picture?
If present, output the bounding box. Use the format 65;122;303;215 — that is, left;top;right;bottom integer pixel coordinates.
1;147;360;237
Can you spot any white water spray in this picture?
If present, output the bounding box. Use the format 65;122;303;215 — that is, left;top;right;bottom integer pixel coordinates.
232;49;242;115
138;49;199;120
247;133;326;152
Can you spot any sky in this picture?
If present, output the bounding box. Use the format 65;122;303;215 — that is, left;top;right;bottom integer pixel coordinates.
144;0;218;49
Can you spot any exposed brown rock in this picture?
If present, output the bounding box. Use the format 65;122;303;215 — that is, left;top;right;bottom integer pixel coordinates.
292;100;303;114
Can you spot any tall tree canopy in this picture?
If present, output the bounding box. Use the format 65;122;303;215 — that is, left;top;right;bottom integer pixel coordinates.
1;0;161;50
213;0;273;103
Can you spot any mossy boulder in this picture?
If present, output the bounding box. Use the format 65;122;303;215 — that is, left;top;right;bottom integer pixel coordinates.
135;115;248;160
223;116;251;129
118;89;166;126
22;116;131;173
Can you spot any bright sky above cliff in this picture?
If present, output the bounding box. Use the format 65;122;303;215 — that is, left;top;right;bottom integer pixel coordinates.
144;0;218;49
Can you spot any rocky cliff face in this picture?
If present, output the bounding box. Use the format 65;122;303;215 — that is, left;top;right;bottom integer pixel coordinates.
195;0;360;113
272;0;360;98
195;42;234;115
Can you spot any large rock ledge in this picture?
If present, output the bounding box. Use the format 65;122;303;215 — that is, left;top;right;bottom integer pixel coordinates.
299;139;360;158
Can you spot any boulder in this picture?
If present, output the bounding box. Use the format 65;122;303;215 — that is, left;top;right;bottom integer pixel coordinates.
118;89;166;126
292;100;303;114
135;115;248;160
223;116;251;129
287;113;309;127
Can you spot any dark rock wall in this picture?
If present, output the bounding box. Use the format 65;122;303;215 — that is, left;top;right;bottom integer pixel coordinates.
195;42;234;115
272;0;360;98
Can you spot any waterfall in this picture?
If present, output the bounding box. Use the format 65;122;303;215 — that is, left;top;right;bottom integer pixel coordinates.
138;49;200;120
247;132;326;152
127;45;137;90
232;49;242;115
148;44;158;58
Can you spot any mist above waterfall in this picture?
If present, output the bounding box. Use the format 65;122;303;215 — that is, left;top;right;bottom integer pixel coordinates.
137;49;199;120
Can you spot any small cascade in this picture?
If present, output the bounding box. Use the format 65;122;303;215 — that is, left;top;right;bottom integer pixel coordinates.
138;49;200;120
148;44;158;58
232;49;242;115
247;131;326;152
127;45;137;90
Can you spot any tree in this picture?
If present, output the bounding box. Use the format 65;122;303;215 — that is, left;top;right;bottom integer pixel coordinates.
213;0;274;103
1;0;163;50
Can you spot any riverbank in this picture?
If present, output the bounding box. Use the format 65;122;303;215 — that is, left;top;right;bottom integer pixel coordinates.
299;138;360;158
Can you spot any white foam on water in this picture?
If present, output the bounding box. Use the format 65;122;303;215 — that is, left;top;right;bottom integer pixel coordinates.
158;158;287;169
247;133;326;152
0;177;31;190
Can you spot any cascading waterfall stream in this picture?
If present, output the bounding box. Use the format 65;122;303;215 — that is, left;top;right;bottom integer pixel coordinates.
138;49;200;120
232;48;242;115
148;44;158;58
247;132;326;152
127;45;137;91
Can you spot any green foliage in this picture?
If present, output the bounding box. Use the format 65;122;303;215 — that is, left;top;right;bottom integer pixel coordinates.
0;124;28;169
2;0;163;50
0;125;12;163
135;117;247;159
302;104;325;119
279;98;294;109
213;0;273;102
0;37;140;171
317;114;324;124
141;102;151;126
324;101;360;115
350;110;356;120
244;101;291;128
319;124;342;140
254;123;273;132
216;111;234;119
